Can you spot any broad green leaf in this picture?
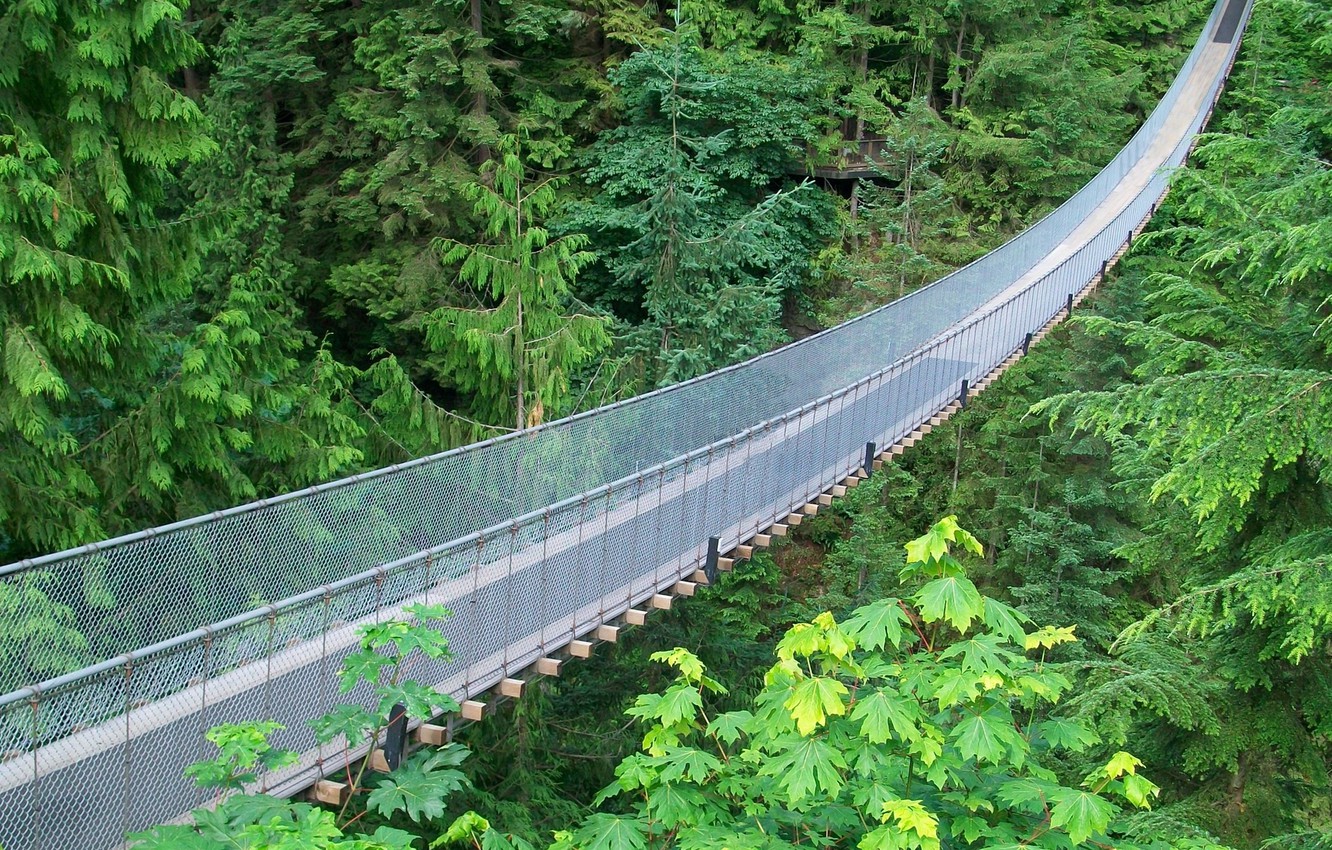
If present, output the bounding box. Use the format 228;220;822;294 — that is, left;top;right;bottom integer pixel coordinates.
310;703;375;745
981;598;1031;645
951;713;1005;765
571;813;649;850
913;576;985;633
337;651;391;691
370;831;420;850
1103;751;1143;779
365;749;468;823
608;753;656;797
433;812;490;848
843;599;910;651
909;729;944;766
849;687;922;744
1049;789;1116;843
881;799;939;848
952;709;1025;766
1023;625;1078;650
1122;773;1160;808
646;782;709;827
930;668;981;709
658;746;723;784
1036;718;1100;752
784;676;849;735
759;735;847;802
650;648;708;683
904;515;982;564
813;611;855;659
939;635;1015;676
481;829;539;850
950;813;990;843
777;622;824;660
705;710;753;746
997;777;1057;812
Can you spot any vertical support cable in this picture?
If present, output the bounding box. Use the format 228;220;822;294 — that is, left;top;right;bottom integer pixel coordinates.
596;487;612;622
537;511;552;657
29;691;40;850
502;523;518;679
121;657;133;845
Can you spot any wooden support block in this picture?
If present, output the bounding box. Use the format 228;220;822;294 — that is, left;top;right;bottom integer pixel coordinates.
843;476;860;489
735;545;754;559
717;557;734;572
625;608;649;626
597;624;621;642
570;639;595;658
802;502;819;516
652;593;674;610
369;750;391;773
817;493;833;506
416;723;449;745
918;423;933;436
312;779;352;806
674;580;696;597
691;569;711;585
890;444;906;456
461;700;489;722
785;512;803;526
500;678;526;699
754;534;772;547
872;458;884;470
929;415;944;426
772;523;788;536
536;657;564;677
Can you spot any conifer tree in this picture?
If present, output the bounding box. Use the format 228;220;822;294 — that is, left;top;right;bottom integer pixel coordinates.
421;136;610;430
1030;2;1332;836
571;30;836;385
0;0;217;554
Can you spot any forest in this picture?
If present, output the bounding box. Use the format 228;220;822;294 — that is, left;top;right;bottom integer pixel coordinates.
2;0;1329;847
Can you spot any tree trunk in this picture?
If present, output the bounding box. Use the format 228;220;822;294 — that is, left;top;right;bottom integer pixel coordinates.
925;52;935;111
1227;752;1250;816
471;0;492;164
849;180;861;252
514;165;525;431
951;15;967;112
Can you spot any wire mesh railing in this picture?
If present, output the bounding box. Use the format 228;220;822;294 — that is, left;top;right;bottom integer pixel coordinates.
0;0;1251;847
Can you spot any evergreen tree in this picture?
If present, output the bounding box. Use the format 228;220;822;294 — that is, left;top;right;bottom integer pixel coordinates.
1;0;236;555
420;136;610;430
570;30;837;385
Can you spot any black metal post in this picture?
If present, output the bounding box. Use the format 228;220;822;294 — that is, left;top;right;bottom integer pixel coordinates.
864;442;876;476
704;536;719;585
382;702;408;771
958;379;969;409
1023;332;1033;355
1067;293;1074;316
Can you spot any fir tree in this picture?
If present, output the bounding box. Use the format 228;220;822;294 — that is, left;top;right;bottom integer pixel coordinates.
420;136;610;430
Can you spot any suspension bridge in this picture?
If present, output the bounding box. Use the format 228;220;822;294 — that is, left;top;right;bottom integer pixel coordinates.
0;0;1253;846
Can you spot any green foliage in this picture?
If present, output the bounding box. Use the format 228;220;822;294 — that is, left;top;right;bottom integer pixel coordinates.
568;29;837;385
493;518;1160;850
420;136;610;430
184;722;300;792
132;607;474;849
